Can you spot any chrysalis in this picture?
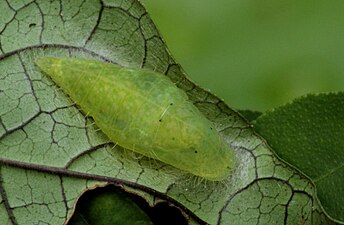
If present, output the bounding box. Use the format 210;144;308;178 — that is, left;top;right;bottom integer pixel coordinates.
35;57;235;181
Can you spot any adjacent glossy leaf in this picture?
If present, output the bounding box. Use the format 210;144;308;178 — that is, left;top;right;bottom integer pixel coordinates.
0;0;337;224
254;92;344;223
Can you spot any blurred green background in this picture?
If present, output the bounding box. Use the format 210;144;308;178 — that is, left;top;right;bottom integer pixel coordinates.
142;0;344;111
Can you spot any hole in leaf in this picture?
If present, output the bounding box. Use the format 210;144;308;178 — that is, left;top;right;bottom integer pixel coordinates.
67;185;188;225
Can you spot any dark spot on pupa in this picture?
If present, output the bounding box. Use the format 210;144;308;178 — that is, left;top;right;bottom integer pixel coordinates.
29;23;36;28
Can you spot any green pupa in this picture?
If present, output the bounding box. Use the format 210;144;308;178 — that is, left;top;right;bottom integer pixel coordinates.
35;57;235;181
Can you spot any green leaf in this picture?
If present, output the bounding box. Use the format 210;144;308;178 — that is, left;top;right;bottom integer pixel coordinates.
254;92;344;223
0;0;337;224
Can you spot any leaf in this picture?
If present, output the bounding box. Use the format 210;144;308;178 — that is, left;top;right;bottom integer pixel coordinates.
0;0;337;224
254;92;344;223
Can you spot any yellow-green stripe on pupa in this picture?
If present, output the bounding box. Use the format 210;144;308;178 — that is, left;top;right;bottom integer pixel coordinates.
35;57;235;181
